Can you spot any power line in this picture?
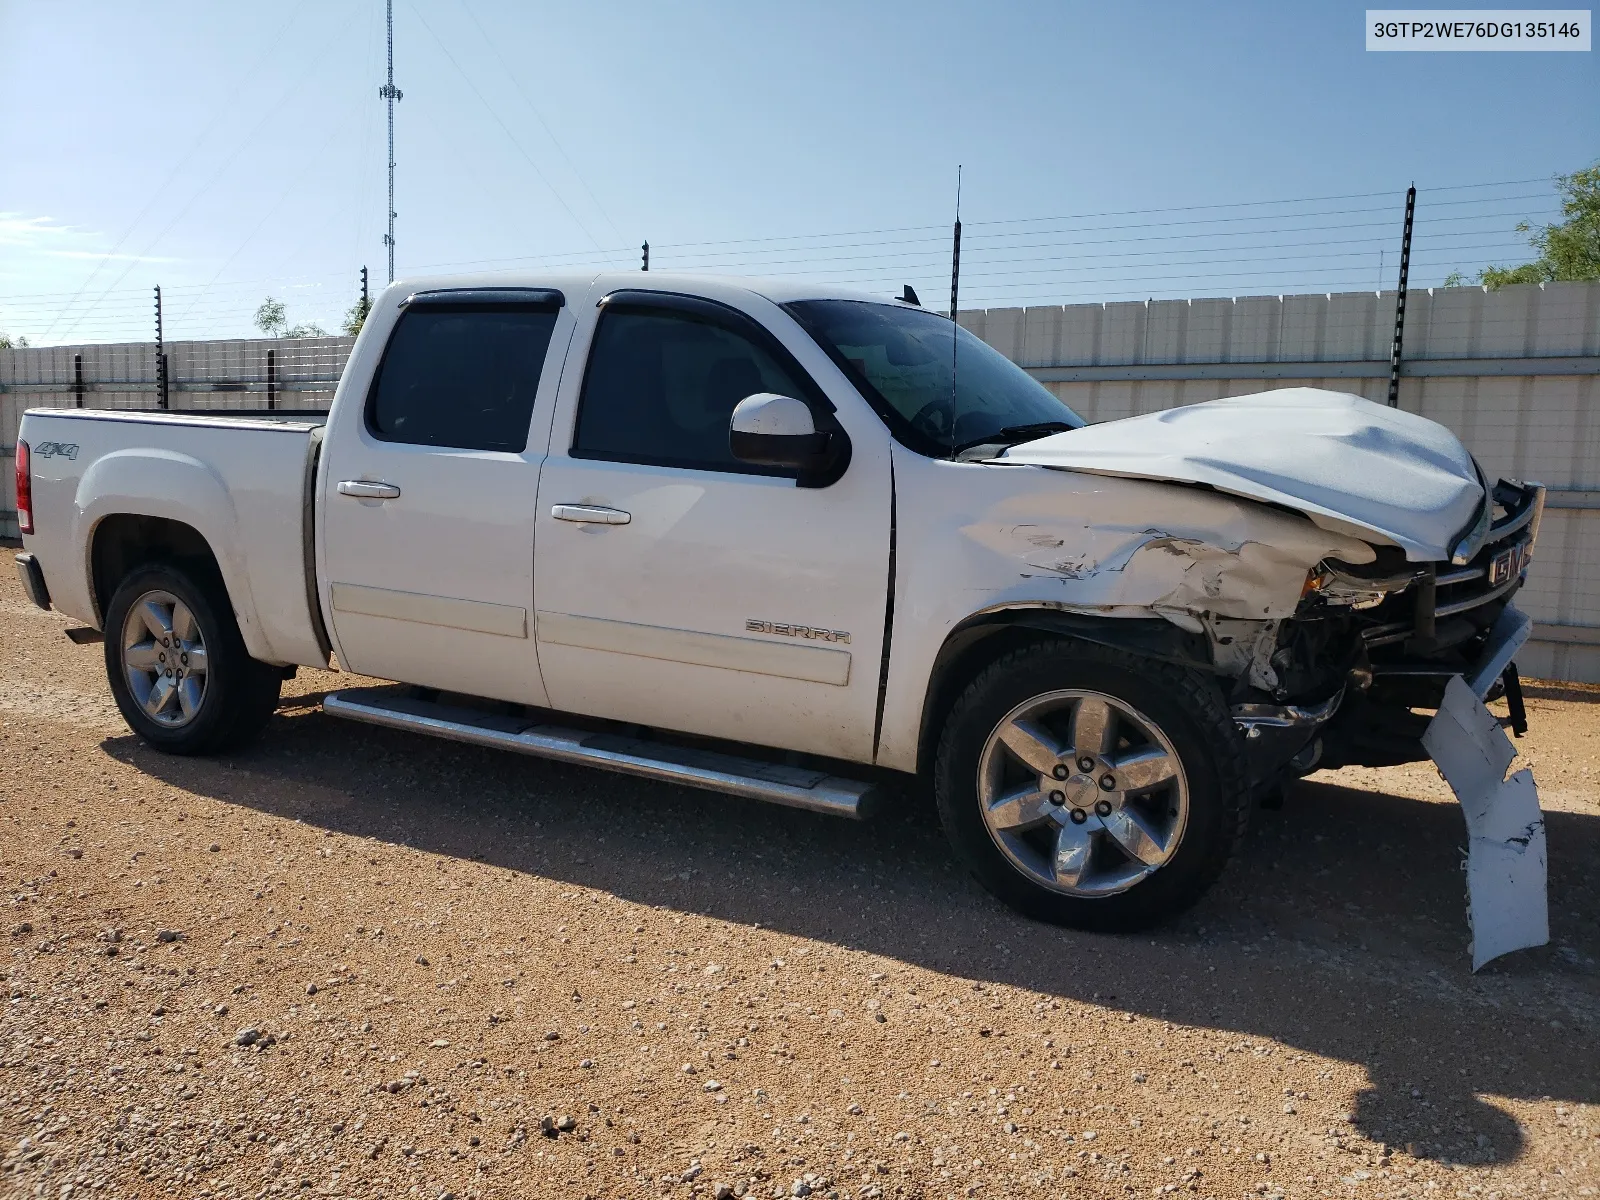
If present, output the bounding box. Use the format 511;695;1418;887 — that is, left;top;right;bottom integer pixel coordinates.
174;113;365;324
7;205;1530;311
627;176;1554;253
645;214;1544;272
608;202;1547;273
33;0;320;341
458;0;624;246
19;182;1551;297
393;194;1546;276
670;238;1533;282
648;194;1552;265
960;177;1553;230
664;243;1532;288
2;222;1532;325
48;3;368;343
10;173;1564;344
407;0;605;251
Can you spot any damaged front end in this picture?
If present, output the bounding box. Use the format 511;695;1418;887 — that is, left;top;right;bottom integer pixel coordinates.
1222;479;1546;784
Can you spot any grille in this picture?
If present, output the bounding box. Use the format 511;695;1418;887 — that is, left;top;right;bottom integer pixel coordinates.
1361;480;1545;650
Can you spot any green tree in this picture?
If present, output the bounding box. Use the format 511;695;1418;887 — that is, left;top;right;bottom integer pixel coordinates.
254;296;326;339
1446;164;1600;288
0;332;28;349
341;294;372;336
254;297;287;337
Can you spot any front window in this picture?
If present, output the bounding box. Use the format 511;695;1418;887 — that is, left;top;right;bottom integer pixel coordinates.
786;299;1084;457
572;298;819;475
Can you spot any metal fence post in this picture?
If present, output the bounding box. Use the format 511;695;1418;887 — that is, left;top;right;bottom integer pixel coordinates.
154;285;169;409
267;347;278;410
1386;185;1415;408
73;353;84;408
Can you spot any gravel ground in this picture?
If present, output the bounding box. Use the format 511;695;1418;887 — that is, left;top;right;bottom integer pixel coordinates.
1;563;1596;1200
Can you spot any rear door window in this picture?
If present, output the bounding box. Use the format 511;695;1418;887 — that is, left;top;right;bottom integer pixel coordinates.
368;304;560;452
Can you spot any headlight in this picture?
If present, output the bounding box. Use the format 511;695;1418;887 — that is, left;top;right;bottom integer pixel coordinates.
1304;562;1421;610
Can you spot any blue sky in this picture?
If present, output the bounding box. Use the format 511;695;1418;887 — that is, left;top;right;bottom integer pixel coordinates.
1;1;1595;344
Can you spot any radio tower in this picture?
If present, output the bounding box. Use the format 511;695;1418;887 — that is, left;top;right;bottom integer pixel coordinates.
379;0;403;283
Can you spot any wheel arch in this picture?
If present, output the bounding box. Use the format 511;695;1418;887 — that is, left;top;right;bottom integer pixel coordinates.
914;607;1216;777
90;514;222;624
73;448;273;661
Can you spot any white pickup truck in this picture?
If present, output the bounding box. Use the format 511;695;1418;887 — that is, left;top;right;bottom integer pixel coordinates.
14;272;1545;930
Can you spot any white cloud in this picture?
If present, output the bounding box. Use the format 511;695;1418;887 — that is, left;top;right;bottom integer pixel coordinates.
0;212;175;263
42;248;179;262
0;212;86;246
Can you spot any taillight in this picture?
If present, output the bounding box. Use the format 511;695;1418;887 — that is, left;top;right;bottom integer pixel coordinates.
15;439;32;535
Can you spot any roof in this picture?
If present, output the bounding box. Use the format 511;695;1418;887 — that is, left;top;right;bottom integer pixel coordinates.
380;269;912;310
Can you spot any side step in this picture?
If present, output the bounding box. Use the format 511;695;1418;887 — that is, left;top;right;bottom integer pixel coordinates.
322;686;877;819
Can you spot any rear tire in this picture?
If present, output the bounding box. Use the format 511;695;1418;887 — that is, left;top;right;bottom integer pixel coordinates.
104;562;281;755
933;639;1248;932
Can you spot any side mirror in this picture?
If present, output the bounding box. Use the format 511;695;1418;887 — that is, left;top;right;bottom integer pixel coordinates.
729;393;833;471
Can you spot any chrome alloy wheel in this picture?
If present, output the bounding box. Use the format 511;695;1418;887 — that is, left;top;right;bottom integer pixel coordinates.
120;589;209;728
977;689;1189;897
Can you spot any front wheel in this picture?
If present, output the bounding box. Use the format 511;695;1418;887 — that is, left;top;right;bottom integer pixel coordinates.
934;640;1248;932
104;562;282;755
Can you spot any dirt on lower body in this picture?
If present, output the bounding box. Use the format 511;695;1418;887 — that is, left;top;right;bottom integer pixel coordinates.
1;567;1597;1199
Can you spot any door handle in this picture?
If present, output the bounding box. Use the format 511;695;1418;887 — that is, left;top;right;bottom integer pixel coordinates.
338;480;401;500
551;503;631;525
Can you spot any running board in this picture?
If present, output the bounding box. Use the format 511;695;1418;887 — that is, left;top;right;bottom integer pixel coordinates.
322;686;876;819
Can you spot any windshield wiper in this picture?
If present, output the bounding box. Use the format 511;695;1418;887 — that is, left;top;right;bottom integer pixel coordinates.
952;421;1077;456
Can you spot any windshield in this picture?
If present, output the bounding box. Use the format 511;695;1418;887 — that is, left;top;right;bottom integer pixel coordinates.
786;299;1085;457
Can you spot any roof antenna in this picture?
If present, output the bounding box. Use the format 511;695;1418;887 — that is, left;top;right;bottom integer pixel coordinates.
948;164;962;459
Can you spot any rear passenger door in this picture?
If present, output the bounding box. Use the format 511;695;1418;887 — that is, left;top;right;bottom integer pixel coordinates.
319;288;569;705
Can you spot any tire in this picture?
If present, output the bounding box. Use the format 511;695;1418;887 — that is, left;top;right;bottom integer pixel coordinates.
103;562;282;755
933;639;1248;932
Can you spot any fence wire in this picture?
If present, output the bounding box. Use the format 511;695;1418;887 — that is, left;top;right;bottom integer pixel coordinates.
0;177;1567;348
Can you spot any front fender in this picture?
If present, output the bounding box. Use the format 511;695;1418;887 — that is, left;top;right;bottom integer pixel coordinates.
74;449;270;660
875;448;1380;773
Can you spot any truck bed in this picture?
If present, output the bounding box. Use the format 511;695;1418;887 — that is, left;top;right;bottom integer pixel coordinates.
16;406;330;667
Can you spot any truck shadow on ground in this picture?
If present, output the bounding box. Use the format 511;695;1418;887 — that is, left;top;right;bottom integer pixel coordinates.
104;703;1600;1171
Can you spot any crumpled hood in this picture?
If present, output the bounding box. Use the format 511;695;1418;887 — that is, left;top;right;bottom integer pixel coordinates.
1000;387;1483;561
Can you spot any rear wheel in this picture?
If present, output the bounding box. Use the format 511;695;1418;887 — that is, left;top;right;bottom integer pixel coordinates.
934;640;1248;931
104;563;281;755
